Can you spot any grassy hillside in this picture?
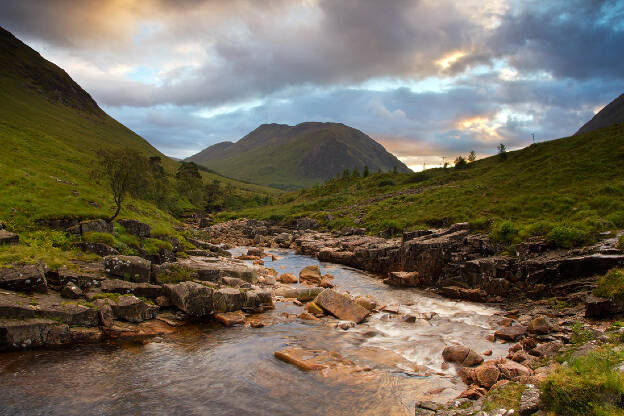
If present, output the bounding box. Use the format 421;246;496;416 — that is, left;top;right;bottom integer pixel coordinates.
222;123;624;246
187;122;411;189
0;27;279;233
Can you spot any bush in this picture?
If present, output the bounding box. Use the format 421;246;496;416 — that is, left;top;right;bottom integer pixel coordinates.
143;238;173;255
594;268;624;302
547;225;593;249
404;171;430;184
83;232;115;246
378;180;395;187
490;220;520;244
21;230;72;250
483;382;525;412
454;156;468;169
154;264;192;284
541;347;624;416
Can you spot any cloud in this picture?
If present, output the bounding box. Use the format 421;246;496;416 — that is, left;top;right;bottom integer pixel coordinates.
1;0;623;161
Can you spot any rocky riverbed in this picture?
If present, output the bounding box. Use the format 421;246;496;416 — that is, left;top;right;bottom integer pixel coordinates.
1;217;623;415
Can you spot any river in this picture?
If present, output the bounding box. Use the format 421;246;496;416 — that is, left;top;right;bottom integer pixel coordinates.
0;248;508;416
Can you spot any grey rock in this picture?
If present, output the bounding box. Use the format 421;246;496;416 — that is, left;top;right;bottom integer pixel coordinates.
519;384;541;415
0;264;47;293
163;281;213;317
103;255;151;283
111;295;158;323
61;283;83;299
72;241;119;257
117;219;151;238
0;230;19;246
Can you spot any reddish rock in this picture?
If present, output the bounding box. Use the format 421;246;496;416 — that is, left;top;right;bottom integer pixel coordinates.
498;359;533;379
313;289;370;323
215;311;245;327
475;364;500;388
383;271;420;287
495;325;527;341
299;265;322;284
482;349;493;356
297;312;320;321
278;273;298;284
527;316;550;334
458;386;485;400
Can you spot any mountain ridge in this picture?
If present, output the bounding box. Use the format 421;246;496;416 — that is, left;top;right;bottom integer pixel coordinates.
187;121;411;189
575;92;624;135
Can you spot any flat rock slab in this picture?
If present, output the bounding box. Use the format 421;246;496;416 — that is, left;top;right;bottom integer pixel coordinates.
314;289;370;323
215;311;246;327
384;271;420;287
111;295;159;323
274;287;323;301
0;318;70;351
104;255;151;283
0;264;47;293
495;325;527;341
0;230;19;246
101;278;163;298
0;290;99;326
46;265;106;291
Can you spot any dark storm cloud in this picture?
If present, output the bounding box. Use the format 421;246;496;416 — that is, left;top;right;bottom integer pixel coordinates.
1;0;624;161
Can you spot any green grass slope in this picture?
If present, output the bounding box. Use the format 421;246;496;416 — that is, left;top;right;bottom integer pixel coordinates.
0;26;278;232
223;123;624;245
187;122;411;189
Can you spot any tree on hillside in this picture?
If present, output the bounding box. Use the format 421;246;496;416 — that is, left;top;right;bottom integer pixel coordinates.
497;143;508;161
352;167;361;178
392;166;398;174
176;162;204;205
147;156;172;208
92;148;150;222
454;155;468;169
468;150;477;162
363;165;370;177
342;169;350;179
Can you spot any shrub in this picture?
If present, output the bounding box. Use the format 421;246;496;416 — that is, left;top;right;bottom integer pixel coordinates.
483;382;525;412
546;225;593;249
594;268;624;302
378;180;395;187
490;220;520;244
454;156;468;169
403;171;430;184
21;230;72;250
607;212;624;228
541;347;624;416
83;232;115;246
470;218;492;233
143;238;173;255
154;264;192;284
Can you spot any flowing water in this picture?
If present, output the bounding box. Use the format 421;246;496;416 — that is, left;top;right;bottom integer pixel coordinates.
0;248;508;416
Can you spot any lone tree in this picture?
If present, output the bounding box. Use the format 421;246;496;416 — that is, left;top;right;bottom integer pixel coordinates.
92;148;149;222
468;150;477;162
454;155;468;169
363;165;370;177
497;143;508;160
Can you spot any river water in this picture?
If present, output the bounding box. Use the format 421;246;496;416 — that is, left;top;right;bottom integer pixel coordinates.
0;248;507;416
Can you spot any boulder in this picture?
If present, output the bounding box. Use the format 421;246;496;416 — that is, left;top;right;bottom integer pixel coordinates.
215;311;245;327
354;295;377;311
163;281;213;317
495;325;527;341
98;304;114;328
220;276;251;288
212;288;244;313
498;359;533;379
438;286;488;302
475;364;500;388
0;230;19;246
519;384;541;415
585;294;620;318
319;277;335;288
100;278;162;298
80;219;113;234
72;241;119;257
529;340;563;358
305;302;324;316
246;247;264;257
103;255;151;283
117;219;151;238
313;289;370;323
275;287;323;301
61;283;83;299
110;295;158;323
442;345;484;367
527;316;550;335
45;265;106;291
0;318;70;351
299;265;322;284
384;271;420;287
241;289;273;313
278;273;298;284
0;264;47;293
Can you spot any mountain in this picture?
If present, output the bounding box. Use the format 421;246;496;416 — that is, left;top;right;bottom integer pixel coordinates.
576;92;624;135
187;122;411;189
0;27;276;230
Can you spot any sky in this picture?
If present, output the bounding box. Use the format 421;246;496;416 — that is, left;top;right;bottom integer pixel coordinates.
1;0;623;170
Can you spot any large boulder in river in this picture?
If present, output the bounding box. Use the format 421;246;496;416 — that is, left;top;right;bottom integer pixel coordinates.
0;264;47;293
103;255;151;283
117;219;151;238
442;345;484;367
242;289;273;313
313;289;370;323
110;295;158;323
163;281;213;317
299;265;322;284
212;288;244;313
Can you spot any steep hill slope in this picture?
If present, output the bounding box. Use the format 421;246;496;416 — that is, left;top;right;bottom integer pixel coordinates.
576;92;624;135
223;123;624;243
0;26;277;231
187;122;411;189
